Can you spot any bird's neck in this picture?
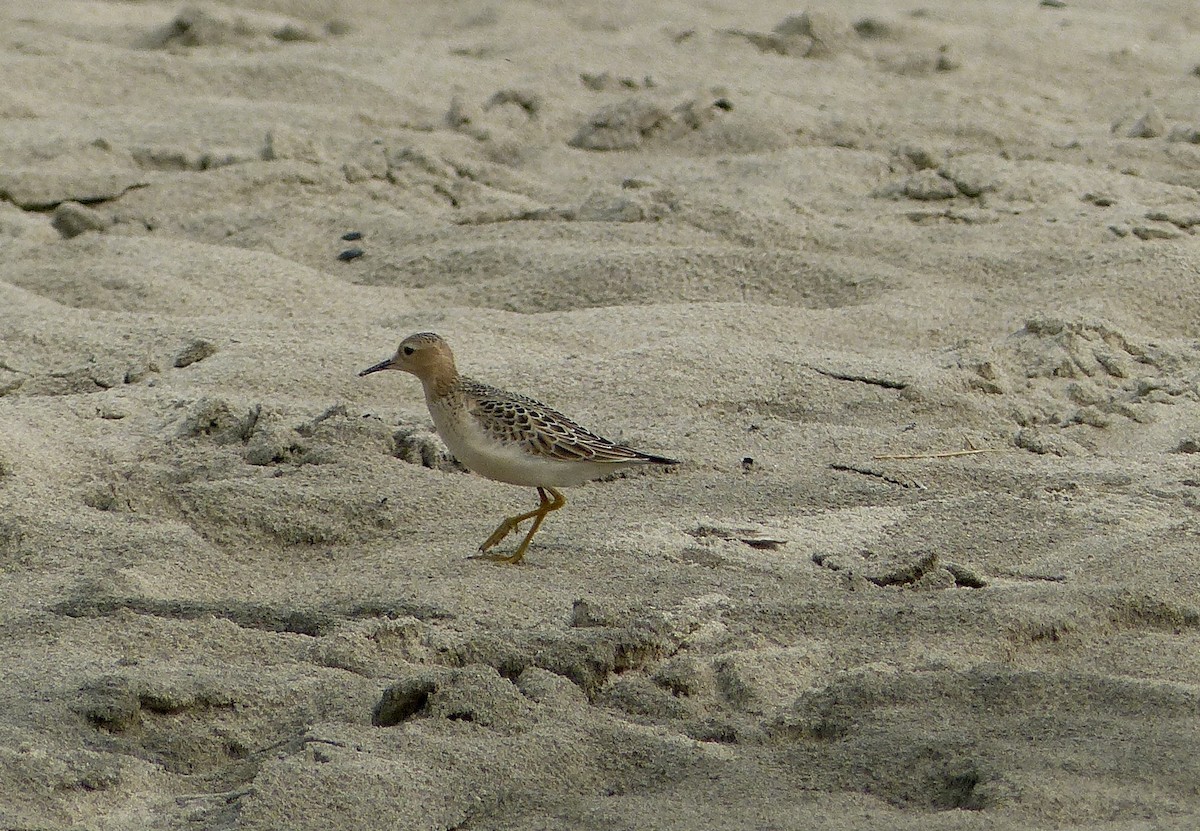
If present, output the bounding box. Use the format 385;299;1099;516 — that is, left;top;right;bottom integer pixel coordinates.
421;366;461;401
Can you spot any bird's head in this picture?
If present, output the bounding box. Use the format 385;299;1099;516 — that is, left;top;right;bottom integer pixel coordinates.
359;332;457;385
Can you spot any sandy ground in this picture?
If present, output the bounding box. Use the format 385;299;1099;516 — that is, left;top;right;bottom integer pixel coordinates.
2;1;1200;828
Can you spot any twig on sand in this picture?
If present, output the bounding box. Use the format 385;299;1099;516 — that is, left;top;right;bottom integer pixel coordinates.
872;448;1011;461
829;463;926;489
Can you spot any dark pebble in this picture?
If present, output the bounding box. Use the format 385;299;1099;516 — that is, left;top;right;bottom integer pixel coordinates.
338;248;364;261
341;231;363;241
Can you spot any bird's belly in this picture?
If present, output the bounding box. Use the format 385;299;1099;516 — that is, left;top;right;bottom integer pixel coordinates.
431;404;618;487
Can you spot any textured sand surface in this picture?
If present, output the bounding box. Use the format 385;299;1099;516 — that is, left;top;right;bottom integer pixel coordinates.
3;1;1200;828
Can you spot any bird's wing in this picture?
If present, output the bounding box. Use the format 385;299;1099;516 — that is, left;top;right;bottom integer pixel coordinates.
466;382;659;464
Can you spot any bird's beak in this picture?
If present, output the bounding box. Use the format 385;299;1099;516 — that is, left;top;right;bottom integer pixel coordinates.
358;358;394;377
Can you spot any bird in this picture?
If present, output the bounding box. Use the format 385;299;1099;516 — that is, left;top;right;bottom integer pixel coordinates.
359;332;678;563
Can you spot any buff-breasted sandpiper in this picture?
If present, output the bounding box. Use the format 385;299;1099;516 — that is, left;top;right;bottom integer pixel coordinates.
360;332;678;563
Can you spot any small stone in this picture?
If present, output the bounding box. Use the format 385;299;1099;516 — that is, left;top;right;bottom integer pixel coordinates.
853;18;892;39
52;201;108;238
337;248;364;261
174;338;218;368
341;231;363;241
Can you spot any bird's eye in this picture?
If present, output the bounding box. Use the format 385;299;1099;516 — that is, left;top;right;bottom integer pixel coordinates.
402;345;415;356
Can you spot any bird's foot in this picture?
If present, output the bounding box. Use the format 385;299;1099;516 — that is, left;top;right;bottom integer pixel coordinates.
478;517;523;552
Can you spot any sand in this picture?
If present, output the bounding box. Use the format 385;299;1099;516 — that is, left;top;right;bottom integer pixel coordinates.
2;0;1200;828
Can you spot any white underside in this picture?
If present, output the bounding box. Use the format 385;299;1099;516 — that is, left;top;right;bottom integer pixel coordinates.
428;396;637;488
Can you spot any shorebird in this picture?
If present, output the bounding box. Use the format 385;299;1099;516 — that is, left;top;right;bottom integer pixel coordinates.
360;333;677;563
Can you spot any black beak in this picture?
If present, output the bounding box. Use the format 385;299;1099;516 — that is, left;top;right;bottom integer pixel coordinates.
359;359;393;377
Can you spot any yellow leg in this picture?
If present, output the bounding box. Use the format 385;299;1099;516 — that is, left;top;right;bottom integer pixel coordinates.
475;487;566;564
477;488;550;551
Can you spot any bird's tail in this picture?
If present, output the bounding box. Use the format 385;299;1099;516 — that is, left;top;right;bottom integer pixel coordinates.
638;452;680;466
